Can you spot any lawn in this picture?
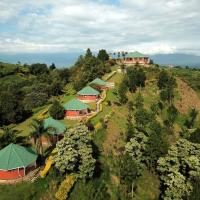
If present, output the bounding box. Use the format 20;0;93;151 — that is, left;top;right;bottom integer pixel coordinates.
0;178;48;200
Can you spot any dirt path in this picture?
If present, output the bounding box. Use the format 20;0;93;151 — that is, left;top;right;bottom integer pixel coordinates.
176;78;200;113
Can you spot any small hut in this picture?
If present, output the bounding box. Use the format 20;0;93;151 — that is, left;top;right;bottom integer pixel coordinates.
0;143;37;180
77;86;100;102
43;117;66;142
64;98;89;118
89;78;108;90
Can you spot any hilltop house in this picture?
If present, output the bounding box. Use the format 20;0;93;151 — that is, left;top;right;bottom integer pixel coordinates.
0;144;38;180
77;86;100;102
64;98;89;118
123;51;150;65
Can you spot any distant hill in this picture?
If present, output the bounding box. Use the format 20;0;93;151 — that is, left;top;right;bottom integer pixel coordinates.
0;52;82;68
1;52;200;68
150;53;200;67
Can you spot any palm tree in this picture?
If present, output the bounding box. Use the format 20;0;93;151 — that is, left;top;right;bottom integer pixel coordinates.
30;119;49;155
0;126;18;148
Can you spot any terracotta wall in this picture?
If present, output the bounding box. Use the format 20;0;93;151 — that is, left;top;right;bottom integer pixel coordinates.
65;110;81;116
124;57;149;64
77;95;98;100
0;168;24;180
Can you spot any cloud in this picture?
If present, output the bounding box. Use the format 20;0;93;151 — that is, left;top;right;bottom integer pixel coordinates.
0;0;200;55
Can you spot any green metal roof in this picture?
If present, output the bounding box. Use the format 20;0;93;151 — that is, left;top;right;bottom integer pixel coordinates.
64;98;89;111
0;143;38;170
77;86;100;96
44;117;66;135
126;51;148;58
89;78;107;86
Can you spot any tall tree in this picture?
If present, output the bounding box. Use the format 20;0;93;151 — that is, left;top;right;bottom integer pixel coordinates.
97;49;109;62
53;123;96;179
157;139;200;200
49;100;65;120
30;119;48;155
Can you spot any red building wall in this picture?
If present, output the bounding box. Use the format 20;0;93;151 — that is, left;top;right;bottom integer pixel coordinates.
65;109;88;117
77;95;98;101
124;57;149;64
0;168;25;180
65;110;81;117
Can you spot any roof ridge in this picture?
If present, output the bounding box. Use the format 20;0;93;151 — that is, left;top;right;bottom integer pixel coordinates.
12;144;25;168
5;144;12;170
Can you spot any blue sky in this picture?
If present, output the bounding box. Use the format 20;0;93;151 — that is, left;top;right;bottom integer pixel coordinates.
0;0;200;55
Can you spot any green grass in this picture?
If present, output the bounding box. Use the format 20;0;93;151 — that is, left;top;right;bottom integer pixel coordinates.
0;178;48;200
134;170;160;200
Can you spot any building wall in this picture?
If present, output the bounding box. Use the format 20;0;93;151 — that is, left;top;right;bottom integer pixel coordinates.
65;109;88;117
77;95;98;101
124;57;150;64
0;168;25;180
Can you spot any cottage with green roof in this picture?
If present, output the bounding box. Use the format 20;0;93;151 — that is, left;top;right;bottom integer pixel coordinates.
43;117;66;135
0;143;38;180
122;51;150;65
123;51;150;65
77;86;100;102
64;98;89;118
89;78;108;90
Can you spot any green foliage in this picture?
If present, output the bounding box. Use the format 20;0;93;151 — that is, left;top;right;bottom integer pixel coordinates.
157;70;176;90
71;49;111;90
53;123;96;179
189;128;200;144
125;68;146;92
49;100;64;120
118;78;128;104
29;63;49;75
134;108;153;128
114;153;139;198
157;139;200;200
125;130;148;171
30;119;47;155
184;108;198;129
97;49;109;62
134;93;144;109
0;126;18;149
165;104;178;128
186;177;200;200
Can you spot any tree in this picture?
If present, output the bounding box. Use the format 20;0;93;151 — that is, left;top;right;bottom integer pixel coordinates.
30;119;48;155
53;123;96;179
0;127;18;149
49;63;56;70
134;93;144;109
144;125;169;170
49;100;65;119
115;153;139;198
125;68;146;92
157;139;200;200
189;128;200;144
184;108;198;129
85;48;93;58
165;104;178;129
134;108;152;128
97;49;109;62
118;79;128;104
29;63;49;75
125;130;148;172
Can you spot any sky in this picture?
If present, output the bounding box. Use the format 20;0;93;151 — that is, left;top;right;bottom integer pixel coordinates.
0;0;200;55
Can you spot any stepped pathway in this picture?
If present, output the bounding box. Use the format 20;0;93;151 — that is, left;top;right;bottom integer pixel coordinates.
176;78;200;113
